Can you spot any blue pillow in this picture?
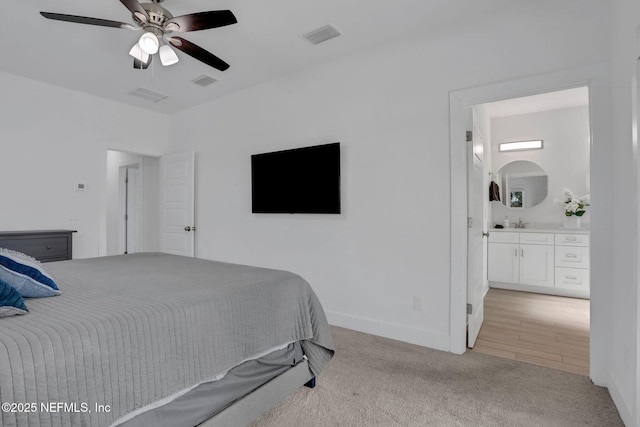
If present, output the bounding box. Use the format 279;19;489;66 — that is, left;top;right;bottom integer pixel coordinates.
0;249;60;298
0;278;28;317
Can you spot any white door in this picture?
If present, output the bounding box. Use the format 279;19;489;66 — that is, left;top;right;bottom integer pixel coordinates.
161;152;196;257
467;123;486;348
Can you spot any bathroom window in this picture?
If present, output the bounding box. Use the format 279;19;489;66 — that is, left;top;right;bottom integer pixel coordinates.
510;190;523;208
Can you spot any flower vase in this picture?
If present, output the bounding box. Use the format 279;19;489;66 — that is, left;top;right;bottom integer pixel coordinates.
563;215;581;229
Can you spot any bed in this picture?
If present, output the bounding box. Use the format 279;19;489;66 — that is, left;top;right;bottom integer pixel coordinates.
0;252;334;426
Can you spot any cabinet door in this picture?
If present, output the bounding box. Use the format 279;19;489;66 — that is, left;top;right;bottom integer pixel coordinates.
519;244;554;287
488;243;519;283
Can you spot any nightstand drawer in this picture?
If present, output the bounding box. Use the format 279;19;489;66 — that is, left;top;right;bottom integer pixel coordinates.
0;230;75;262
0;237;68;261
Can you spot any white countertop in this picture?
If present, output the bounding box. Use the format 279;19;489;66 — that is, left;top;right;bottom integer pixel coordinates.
490;224;589;234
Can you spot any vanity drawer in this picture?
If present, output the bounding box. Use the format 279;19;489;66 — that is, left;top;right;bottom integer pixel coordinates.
488;232;519;243
519;233;554;245
555;246;589;269
555;267;590;291
555;233;589;247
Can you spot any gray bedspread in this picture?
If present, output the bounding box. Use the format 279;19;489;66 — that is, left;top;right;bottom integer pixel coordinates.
0;253;334;426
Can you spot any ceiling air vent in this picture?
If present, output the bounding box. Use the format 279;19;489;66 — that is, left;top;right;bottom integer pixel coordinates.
128;88;168;103
303;25;341;45
192;74;218;87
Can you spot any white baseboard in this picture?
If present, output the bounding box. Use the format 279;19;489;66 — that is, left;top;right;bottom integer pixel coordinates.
607;373;634;426
325;310;450;352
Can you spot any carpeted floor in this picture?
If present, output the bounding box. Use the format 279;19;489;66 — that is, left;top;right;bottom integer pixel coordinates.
251;326;623;427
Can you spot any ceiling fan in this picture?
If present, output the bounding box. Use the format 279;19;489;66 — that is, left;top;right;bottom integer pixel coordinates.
40;0;237;71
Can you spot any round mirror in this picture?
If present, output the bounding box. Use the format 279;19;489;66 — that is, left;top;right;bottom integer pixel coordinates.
495;160;548;209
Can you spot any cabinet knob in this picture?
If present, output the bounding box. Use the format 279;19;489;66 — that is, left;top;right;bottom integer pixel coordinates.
46;246;52;250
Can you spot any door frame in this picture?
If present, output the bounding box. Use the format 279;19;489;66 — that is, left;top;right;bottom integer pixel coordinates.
101;148;163;257
448;63;610;385
118;163;142;254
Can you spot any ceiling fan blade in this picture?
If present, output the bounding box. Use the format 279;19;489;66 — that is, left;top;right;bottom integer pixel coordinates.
133;54;152;70
40;12;139;30
119;0;149;22
169;37;230;71
165;10;237;33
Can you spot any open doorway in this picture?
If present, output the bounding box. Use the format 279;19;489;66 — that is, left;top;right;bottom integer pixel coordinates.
106;150;161;255
468;87;591;376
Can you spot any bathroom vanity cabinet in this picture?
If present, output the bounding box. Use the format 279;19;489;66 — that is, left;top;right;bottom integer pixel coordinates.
488;229;589;298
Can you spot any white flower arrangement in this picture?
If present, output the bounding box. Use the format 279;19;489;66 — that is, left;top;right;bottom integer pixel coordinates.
557;188;590;217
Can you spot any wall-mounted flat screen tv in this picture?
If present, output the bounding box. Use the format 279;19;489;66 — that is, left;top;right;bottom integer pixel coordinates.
251;142;341;214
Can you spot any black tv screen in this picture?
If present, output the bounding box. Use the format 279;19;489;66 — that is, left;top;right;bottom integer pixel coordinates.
251;142;341;214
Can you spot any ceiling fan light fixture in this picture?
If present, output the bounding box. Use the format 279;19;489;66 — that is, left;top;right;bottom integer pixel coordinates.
39;5;238;72
129;43;150;64
159;44;179;66
138;31;159;54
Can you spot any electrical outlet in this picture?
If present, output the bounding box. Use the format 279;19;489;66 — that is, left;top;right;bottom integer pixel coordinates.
413;296;423;311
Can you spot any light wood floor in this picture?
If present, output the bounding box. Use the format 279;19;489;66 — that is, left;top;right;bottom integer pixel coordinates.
470;288;590;376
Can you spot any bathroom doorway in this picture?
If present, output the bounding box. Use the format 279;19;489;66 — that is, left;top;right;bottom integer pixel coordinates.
474;288;589;375
468;87;591;375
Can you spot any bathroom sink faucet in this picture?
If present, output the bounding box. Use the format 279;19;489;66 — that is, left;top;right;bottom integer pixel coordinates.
515;218;528;229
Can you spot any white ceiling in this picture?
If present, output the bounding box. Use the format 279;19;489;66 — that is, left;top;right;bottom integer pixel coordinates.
1;0;529;115
481;87;590;119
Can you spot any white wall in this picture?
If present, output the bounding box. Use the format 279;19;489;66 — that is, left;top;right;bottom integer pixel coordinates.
489;106;590;227
140;156;161;253
608;0;640;424
168;0;611;350
0;71;168;258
